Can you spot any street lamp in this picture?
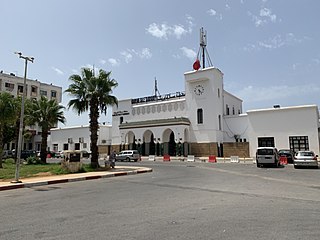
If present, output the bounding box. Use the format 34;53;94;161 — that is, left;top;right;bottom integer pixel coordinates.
11;52;34;183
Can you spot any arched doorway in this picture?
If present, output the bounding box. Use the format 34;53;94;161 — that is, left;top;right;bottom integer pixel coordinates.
143;130;155;156
126;131;136;150
183;128;190;156
162;129;176;156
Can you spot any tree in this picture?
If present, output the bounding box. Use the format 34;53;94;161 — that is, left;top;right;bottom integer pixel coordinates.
65;68;118;168
25;96;66;164
0;92;17;168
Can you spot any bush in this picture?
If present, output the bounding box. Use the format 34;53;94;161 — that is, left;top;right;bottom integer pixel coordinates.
26;156;42;165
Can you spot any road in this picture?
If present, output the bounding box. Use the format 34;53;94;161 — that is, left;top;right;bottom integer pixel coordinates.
1;161;320;240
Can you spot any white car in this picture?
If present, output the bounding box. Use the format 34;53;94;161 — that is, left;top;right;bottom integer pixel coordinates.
256;147;280;168
294;151;318;169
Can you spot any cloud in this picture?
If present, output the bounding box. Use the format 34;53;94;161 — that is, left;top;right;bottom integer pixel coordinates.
172;25;188;39
99;59;107;65
248;7;277;27
146;16;194;40
207;9;223;20
51;67;64;75
146;23;170;39
140;48;152;59
207;9;217;16
119;48;152;63
180;47;197;60
108;58;120;66
236;84;320;103
260;8;276;22
243;33;310;51
120;51;133;63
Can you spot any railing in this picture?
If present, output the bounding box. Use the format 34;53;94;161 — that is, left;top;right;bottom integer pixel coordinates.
131;91;185;105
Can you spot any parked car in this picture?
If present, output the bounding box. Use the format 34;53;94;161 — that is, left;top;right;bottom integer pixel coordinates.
2;150;14;159
115;150;140;162
20;150;36;160
53;151;64;158
278;149;294;164
256;147;280;168
293;151;318;169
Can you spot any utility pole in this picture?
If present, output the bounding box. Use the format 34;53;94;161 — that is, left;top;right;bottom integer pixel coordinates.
12;52;34;183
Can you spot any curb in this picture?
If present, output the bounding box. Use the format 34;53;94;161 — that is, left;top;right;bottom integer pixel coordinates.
0;168;153;192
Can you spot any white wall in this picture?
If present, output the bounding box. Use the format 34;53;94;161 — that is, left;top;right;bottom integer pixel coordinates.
223;90;243;116
246;105;320;156
223;114;249;142
50;124;112;152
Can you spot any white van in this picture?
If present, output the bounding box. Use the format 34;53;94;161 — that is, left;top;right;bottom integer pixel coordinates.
256;147;280;168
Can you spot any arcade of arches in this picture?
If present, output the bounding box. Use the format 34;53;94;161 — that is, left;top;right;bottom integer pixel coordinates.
119;129;190;157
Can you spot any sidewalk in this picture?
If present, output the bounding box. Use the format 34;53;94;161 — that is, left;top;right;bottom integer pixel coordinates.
0;166;152;192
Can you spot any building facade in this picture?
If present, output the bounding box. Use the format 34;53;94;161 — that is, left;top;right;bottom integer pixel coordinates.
0;71;62;151
47;67;320;158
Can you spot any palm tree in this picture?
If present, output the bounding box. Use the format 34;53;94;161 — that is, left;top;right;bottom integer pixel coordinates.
65;68;118;168
0;92;17;168
25;96;66;164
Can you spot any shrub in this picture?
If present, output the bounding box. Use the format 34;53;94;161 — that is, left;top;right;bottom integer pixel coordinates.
26;156;42;165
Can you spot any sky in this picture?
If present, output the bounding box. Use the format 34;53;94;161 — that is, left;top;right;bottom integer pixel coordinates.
1;0;319;127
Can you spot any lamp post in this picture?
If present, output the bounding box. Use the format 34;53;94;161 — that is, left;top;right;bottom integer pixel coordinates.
12;52;34;183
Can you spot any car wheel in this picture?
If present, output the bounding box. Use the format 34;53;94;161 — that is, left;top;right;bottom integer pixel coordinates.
126;157;130;162
256;162;261;168
294;165;298;169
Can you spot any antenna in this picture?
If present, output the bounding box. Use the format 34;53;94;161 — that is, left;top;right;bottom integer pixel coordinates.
200;27;207;47
194;27;213;70
153;77;161;97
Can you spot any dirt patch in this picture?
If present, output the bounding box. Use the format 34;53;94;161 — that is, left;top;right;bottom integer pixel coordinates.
33;172;54;177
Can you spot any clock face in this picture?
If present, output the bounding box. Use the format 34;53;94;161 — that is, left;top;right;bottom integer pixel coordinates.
194;84;204;95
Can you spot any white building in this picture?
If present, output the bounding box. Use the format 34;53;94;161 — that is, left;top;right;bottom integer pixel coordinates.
49;66;319;157
50;124;112;154
0;71;62;151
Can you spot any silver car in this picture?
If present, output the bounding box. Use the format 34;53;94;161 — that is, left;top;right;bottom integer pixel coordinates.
115;150;140;162
294;151;318;169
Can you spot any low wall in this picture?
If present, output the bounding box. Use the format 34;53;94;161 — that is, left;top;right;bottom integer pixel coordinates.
223;142;250;158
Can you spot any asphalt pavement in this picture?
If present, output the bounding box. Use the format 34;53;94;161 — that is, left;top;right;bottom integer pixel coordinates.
0;166;152;191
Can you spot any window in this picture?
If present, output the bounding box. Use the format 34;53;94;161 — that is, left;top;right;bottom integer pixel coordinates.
218;115;221;130
5;82;14;89
40;90;47;96
258;137;275;147
63;144;68;151
218;88;220;98
120;116;124;124
75;143;80;150
197;108;203;124
226;104;229;115
83;143;87;148
31;86;37;93
53;144;58;152
289;136;309;152
51;91;57;98
18;85;24;94
232;106;235;115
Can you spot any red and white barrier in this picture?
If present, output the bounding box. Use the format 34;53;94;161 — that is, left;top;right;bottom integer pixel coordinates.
163;154;171;161
280;156;288;165
208;155;217;163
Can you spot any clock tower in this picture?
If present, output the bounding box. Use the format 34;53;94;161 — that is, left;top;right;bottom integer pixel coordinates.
185;67;224;148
